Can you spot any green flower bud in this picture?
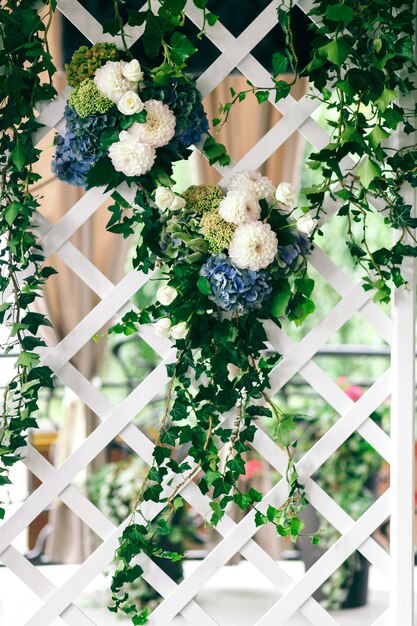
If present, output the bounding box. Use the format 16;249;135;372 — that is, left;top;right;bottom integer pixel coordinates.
65;42;119;87
69;80;114;118
183;184;224;214
200;211;236;253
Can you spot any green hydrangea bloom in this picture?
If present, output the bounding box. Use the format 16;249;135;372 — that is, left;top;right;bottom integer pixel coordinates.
65;42;119;87
69;80;114;118
183;184;224;214
201;211;236;253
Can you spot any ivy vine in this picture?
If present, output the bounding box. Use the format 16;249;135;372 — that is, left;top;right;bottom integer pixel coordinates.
216;0;417;301
0;0;57;518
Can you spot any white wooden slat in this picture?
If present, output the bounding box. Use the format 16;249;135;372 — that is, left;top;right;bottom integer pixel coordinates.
39;269;153;373
309;246;392;344
266;323;392;462
139;372;391;625
256;491;391;625
0;355;174;553
251;428;391;577
390;236;416;623
25;362;335;626
0;546;89;626
22;448;219;626
194;0;280;96
267;283;380;392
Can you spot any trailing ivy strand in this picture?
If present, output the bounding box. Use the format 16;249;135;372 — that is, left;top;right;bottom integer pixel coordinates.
0;0;57;518
215;0;417;301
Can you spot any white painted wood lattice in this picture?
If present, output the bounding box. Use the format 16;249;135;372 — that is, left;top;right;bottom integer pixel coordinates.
1;1;415;625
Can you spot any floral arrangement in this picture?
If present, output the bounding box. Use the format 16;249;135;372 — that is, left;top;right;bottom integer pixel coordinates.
52;42;210;190
109;172;318;621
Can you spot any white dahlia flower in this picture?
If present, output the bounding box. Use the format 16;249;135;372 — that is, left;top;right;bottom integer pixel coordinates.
117;90;144;115
218;190;261;225
229;170;276;204
108;131;156;177
94;61;137;103
122;59;144;82
228;221;278;271
129;99;176;148
275;181;297;208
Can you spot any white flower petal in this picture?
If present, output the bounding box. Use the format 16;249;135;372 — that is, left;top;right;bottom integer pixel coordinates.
228;221;278;271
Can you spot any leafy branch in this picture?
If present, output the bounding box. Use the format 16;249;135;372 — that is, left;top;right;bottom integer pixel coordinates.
0;0;57;517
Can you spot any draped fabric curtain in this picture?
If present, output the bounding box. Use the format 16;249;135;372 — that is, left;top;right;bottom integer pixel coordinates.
194;75;307;186
33;12;130;563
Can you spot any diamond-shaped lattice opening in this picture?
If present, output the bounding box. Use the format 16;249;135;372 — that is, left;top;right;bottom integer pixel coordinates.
315;313;390;383
267;380;344;454
314;430;385;520
281;262;344;343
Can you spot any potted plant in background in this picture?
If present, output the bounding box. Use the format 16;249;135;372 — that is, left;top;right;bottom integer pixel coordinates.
293;381;387;609
88;455;201;612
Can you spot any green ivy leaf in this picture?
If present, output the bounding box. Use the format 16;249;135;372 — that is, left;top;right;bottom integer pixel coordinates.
4;201;21;226
270;281;292;318
255;90;270;104
356;155;381;188
197;276;211;295
318;38;351;66
271;52;288;76
170;32;197;66
374;88;397;112
11;142;27;170
132;608;149;625
325;4;354;25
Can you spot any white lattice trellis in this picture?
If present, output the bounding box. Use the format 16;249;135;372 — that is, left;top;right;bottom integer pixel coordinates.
1;1;415;625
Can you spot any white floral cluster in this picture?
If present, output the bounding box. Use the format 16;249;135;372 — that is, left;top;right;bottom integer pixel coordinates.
153;286;189;340
218;171;279;271
93;59;176;177
217;171;318;271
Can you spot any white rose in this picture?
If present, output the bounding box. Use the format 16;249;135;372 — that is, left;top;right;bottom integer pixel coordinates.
122;59;144;83
117;91;144;115
170;322;189;340
156;285;178;306
296;214;318;235
155;187;176;210
154;318;172;337
170;195;186;211
275;182;297;208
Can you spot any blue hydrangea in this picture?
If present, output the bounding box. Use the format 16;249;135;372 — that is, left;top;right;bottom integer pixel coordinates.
143;78;209;149
277;229;311;276
200;254;273;312
51;104;117;187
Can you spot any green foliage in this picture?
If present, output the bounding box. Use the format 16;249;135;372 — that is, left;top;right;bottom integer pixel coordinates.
0;0;57;518
279;0;417;299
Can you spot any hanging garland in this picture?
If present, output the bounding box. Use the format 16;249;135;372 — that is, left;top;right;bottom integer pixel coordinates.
217;0;417;302
0;0;57;519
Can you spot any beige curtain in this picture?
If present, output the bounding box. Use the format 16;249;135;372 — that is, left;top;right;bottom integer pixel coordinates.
194;74;307;186
32;12;129;563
